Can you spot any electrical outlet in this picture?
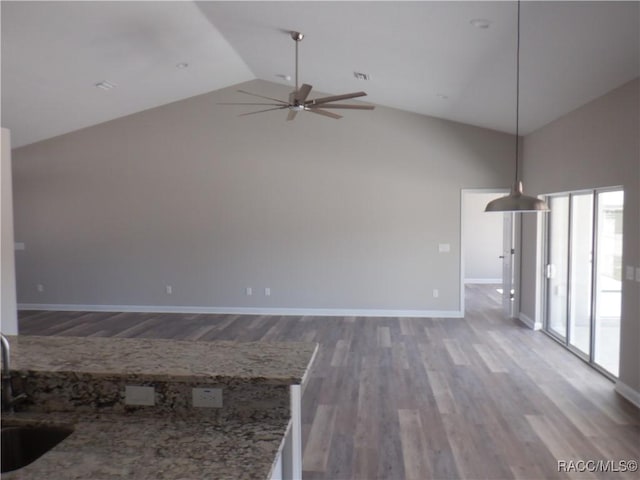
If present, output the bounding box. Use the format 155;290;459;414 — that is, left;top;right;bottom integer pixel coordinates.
246;287;252;296
36;284;44;292
125;386;155;406
264;287;271;296
433;289;439;298
192;387;223;408
166;285;173;295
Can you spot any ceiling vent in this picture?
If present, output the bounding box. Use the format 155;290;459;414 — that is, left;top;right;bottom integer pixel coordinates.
353;72;370;81
94;81;116;90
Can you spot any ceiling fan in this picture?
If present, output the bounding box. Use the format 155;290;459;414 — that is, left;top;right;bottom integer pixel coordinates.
221;31;375;121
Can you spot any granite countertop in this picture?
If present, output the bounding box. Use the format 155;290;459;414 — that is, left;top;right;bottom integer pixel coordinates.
2;335;318;479
8;335;317;384
2;411;289;480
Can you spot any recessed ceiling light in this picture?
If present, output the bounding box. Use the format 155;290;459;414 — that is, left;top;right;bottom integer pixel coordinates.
94;81;116;90
470;18;492;29
276;74;292;81
176;62;189;69
354;72;370;81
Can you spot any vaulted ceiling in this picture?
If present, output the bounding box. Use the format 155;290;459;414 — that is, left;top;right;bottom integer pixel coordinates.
2;1;638;148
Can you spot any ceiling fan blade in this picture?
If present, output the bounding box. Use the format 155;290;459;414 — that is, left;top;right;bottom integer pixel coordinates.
218;102;286;106
315;104;375;110
294;84;313;103
237;90;288;104
286;110;298;121
306;108;343;120
306;91;367;105
238;106;288;117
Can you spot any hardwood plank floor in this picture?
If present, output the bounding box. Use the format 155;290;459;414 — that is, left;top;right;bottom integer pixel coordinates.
18;284;640;479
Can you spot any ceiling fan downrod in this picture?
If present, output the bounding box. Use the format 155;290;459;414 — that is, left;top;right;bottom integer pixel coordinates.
291;31;304;93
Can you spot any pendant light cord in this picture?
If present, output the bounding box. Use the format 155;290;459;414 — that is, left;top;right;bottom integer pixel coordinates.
515;0;521;184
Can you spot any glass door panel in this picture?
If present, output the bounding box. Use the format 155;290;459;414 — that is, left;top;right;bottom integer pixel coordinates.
568;193;594;356
547;195;569;339
594;190;623;376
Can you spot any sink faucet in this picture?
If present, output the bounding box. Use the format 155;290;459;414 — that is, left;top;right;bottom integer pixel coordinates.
1;333;28;412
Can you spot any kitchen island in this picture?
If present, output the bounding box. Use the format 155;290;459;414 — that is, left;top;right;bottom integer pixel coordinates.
2;335;318;479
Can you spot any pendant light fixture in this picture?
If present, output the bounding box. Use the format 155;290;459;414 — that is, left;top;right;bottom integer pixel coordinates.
485;0;549;213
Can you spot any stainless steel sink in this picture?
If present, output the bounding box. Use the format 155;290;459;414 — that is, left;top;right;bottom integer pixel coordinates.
1;425;74;473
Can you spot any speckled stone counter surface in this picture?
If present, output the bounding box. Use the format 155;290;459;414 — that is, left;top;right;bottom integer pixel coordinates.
8;335;316;383
2;411;288;480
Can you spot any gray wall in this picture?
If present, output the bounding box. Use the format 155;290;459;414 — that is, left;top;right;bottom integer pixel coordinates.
463;192;503;283
12;79;513;315
520;78;639;394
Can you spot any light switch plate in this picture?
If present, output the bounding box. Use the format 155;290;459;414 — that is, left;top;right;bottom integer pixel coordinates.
438;243;450;253
125;385;155;406
625;266;635;281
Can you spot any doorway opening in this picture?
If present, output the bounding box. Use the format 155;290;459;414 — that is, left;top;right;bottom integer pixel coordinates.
461;189;514;316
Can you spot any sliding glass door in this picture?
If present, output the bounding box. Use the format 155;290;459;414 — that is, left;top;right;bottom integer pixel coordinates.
593;190;624;376
544;188;623;377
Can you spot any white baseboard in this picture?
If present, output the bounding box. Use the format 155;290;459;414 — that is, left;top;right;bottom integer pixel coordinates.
464;278;502;284
518;312;542;330
615;381;640;409
18;303;464;319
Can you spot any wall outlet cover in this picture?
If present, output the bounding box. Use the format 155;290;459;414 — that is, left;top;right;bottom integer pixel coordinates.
125;385;155;406
192;387;223;408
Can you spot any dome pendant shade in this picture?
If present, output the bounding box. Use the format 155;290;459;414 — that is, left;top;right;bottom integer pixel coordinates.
485;181;549;212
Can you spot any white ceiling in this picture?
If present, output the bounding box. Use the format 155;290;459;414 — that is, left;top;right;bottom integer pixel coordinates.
2;1;638;148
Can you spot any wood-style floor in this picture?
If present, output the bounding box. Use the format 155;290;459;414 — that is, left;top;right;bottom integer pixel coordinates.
18;285;640;479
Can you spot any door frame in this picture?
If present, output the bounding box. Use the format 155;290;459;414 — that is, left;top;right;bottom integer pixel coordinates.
460;188;511;315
